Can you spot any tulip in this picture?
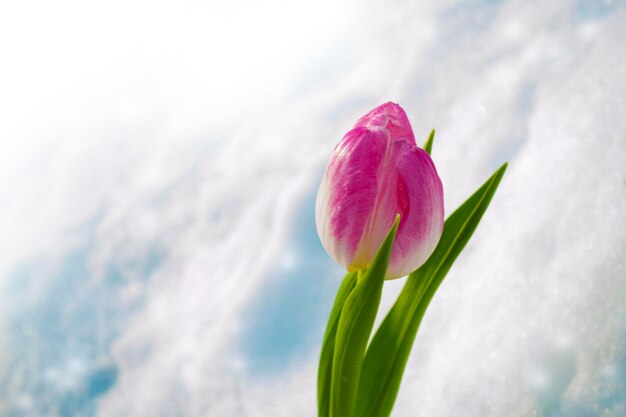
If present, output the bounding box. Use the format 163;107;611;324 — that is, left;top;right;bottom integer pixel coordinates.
315;102;444;279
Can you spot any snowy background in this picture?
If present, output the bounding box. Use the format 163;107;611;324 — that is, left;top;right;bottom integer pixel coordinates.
1;0;626;416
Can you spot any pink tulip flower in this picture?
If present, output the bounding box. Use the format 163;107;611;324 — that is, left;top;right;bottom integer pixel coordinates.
316;102;444;279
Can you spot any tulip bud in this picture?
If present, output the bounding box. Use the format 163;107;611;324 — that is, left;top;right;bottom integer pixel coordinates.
316;102;444;279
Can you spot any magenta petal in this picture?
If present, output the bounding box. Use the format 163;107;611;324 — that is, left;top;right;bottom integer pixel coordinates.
354;102;415;145
386;143;444;278
315;126;389;270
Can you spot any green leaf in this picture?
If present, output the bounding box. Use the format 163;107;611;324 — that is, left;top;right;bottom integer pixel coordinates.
318;271;358;417
356;163;508;417
330;215;400;417
423;129;435;155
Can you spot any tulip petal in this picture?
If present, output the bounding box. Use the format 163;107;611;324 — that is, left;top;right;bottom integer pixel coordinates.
386;143;444;278
355;102;415;145
316;126;389;270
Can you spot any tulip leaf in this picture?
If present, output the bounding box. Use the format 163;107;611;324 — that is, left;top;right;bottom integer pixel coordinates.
330;215;400;417
317;271;358;417
355;163;508;417
423;129;435;155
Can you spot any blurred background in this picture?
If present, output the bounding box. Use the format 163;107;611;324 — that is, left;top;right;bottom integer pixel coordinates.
1;0;625;416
